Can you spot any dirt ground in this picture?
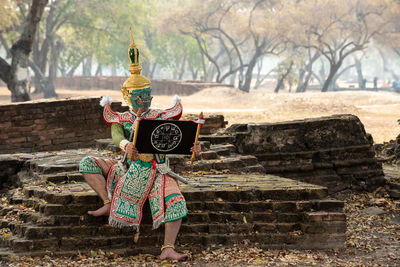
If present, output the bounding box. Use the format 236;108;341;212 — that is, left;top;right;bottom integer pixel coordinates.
1;86;399;143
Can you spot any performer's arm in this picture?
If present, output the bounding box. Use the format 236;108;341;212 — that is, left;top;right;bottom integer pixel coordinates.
111;123;138;155
111;123;129;151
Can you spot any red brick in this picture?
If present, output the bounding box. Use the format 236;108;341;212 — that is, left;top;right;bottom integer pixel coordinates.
0;122;12;128
34;119;47;124
9;136;27;143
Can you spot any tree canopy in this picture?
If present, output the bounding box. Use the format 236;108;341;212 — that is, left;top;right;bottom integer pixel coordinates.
1;0;400;100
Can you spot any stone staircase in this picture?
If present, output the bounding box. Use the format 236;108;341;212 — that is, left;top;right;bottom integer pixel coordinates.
0;148;346;258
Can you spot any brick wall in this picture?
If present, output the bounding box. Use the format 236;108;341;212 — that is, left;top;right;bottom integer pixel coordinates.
54;77;232;95
0;97;123;154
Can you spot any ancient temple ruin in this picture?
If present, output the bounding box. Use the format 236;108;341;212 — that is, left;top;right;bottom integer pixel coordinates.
0;97;387;258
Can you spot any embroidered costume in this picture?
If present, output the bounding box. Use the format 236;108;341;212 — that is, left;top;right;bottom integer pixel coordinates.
79;30;188;232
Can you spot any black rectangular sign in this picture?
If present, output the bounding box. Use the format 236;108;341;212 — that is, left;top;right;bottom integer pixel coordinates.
135;120;198;154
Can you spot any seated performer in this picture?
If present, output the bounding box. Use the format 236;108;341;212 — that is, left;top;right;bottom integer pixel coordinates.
78;31;200;261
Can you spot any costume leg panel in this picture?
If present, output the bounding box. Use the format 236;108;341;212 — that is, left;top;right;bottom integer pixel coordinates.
79;156;117;176
164;175;188;223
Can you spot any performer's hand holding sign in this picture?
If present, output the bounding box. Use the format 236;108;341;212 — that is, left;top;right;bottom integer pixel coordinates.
125;143;138;157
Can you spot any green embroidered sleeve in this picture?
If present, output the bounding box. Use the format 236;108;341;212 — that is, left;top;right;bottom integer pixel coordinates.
111;123;126;147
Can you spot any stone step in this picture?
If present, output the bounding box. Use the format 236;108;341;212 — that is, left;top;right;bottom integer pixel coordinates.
7;219;339;241
237;155;259;166
22;201;327;221
34;163;79;174
244;165;265;173
0;228;346;256
43;172;84;184
388;189;400;199
200;151;219;160
17;213;109;226
387;181;400;191
21;175;328;204
187;200;343;213
198;135;235;145
95;139;119;152
0;235;162;253
10;197;343;227
199;141;211;150
179;158;247;172
210;144;236;156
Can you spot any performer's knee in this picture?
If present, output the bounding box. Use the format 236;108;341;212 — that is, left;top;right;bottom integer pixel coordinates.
79;156;102;175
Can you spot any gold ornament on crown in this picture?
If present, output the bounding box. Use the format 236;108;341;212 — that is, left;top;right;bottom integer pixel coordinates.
121;28;151;107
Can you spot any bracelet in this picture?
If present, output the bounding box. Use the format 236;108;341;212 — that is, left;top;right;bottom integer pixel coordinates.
104;199;111;205
161;244;175;251
119;140;129;151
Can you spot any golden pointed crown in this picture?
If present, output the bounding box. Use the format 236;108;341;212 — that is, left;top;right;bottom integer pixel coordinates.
121;28;151;106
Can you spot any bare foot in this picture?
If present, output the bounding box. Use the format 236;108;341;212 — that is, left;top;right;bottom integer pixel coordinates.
88;204;110;216
159;248;189;261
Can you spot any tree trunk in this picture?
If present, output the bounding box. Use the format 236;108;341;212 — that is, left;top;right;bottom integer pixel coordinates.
331;64;355;90
8;49;31;102
274;76;284;93
321;62;341;92
240;49;262;93
299;71;313;93
4;0;48;102
191;69;198;80
274;61;294;93
178;54;186;80
295;69;306;92
297;53;319;92
32;0;60;94
44;40;62;98
111;65;117;76
32;38;50;94
95;64;103;76
141;60;150;77
82;54;92;77
67;62;80;77
230;71;236;86
150;63;157;79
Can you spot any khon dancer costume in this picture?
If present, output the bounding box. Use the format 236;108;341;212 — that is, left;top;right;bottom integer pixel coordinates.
79;31;188;232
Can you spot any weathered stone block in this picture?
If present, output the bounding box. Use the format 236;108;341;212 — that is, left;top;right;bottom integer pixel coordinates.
44;192;73;205
314;200;344;211
201;151;219;160
277;213;301;223
253;223;276;232
304;212;346;222
301;221;346;234
24;226;48;239
12;238;33;252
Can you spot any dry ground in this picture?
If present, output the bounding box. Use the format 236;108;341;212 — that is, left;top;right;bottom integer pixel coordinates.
1;86;399;143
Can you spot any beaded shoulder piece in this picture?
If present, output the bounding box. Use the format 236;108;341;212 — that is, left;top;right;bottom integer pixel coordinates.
103;98;183;125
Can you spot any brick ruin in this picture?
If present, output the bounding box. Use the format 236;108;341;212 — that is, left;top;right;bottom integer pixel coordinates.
0;77;231;96
0;151;345;257
0;97;124;154
229;115;385;193
53;77;232;95
0;96;386;258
